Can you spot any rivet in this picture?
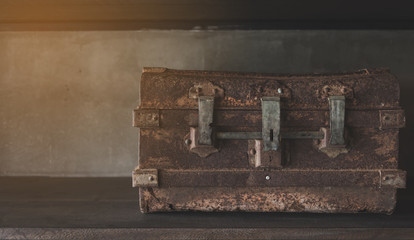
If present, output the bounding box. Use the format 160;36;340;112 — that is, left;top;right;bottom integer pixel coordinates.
277;88;282;94
185;139;192;145
148;176;154;181
249;149;256;155
265;175;270;180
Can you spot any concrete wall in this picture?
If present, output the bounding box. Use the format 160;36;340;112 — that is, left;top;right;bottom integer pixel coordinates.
0;30;413;176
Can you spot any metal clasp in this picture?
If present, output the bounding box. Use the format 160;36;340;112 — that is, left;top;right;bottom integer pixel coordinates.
188;96;283;159
329;96;346;145
198;96;215;145
186;96;219;158
318;95;348;158
187;94;348;162
261;97;281;152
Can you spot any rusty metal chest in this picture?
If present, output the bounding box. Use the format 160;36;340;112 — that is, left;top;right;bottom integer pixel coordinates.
132;67;406;213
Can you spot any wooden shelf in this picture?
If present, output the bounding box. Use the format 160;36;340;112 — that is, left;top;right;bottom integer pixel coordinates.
0;177;413;239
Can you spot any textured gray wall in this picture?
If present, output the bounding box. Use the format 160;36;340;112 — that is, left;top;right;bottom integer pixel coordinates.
0;30;413;176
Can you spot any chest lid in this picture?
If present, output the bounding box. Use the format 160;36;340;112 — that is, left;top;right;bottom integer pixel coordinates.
138;67;401;111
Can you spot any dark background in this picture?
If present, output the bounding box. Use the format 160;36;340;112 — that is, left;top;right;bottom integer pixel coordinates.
1;0;414;30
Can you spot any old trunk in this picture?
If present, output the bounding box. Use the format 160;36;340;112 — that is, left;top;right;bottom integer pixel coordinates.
132;67;405;213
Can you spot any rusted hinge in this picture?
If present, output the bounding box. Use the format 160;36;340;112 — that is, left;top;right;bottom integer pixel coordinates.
379;110;406;129
381;170;406;188
132;168;158;187
188;82;224;99
133;109;159;128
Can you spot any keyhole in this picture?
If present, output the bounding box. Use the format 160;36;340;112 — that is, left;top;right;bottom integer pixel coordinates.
270;129;274;141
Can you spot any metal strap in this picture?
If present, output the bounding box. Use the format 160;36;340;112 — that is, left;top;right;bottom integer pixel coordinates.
329;96;346;145
198;96;215;145
261;97;281;152
138;169;406;188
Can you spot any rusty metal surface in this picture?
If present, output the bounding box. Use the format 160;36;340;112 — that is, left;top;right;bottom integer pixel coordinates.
197;96;215;145
134;68;405;213
380;109;406;129
261;96;281;151
328;96;346;145
134;109;404;129
187;127;219;158
247;139;284;168
133;169;405;188
140;68;400;110
139;187;397;213
132;169;158;187
139;128;399;170
2;177;414;239
188;81;225;99
217;131;324;140
317;127;349;158
132;109;159;128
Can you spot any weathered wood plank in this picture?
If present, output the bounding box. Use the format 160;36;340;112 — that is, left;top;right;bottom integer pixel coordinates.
2;227;414;240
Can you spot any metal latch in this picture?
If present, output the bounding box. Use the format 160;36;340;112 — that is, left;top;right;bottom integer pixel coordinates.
187;96;286;160
198;96;215;145
318;96;348;158
261;97;281;152
329;96;346;145
197;96;283;151
186;96;219;158
187;93;348;163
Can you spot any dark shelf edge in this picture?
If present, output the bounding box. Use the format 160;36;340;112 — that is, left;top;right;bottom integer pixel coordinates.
1;227;414;240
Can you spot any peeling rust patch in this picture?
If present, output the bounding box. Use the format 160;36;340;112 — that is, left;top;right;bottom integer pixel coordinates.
370;130;397;156
224;96;257;107
317;84;354;100
188;82;224;99
140;68;400;110
133;109;159;128
141;187;396;213
379;110;406;129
